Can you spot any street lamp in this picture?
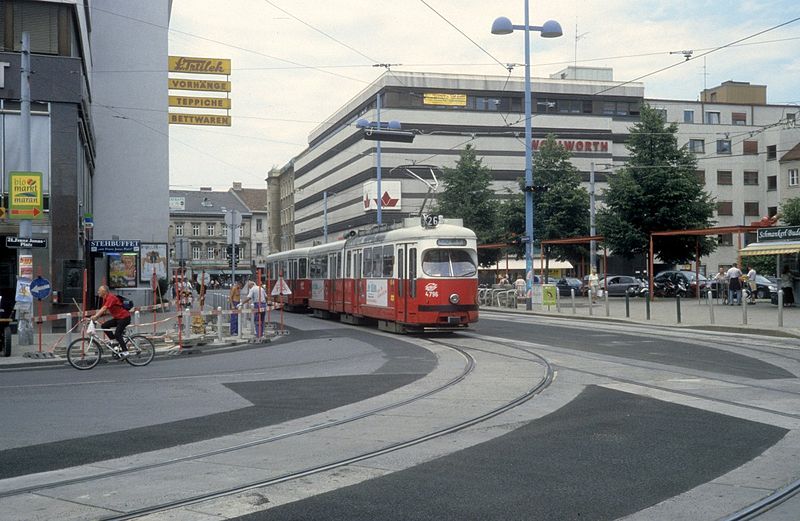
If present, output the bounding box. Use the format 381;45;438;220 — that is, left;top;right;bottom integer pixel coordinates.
357;97;415;226
492;6;562;310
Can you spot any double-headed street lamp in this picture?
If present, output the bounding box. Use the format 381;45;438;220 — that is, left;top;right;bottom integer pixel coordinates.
492;6;562;310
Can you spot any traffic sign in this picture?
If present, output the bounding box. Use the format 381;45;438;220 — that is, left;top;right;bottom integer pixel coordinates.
6;236;47;248
30;276;51;300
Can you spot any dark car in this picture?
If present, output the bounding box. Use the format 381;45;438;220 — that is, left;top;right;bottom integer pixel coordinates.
653;270;708;297
599;275;645;296
556;277;582;296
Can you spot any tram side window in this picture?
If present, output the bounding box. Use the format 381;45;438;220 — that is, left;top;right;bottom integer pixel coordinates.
383;245;394;277
346;251;352;278
299;258;307;278
372;246;383;278
337;252;342;278
363;248;373;277
422;249;477;277
409;248;417;297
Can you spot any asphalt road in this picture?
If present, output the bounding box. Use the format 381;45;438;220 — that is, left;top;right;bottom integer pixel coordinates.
1;312;797;520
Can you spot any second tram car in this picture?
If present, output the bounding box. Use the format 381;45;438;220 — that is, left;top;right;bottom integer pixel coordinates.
265;218;479;332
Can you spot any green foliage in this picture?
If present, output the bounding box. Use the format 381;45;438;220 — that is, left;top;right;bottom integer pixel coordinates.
598;104;717;264
530;135;590;264
741;255;778;278
780;197;800;225
436;145;501;266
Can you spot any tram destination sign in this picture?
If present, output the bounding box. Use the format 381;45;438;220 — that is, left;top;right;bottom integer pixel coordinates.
90;240;141;253
6;236;47;248
757;226;800;242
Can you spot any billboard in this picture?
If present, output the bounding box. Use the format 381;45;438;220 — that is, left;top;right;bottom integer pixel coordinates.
363;180;402;211
168;56;231;75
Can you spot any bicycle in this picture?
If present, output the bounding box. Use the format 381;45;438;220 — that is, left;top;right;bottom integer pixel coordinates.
66;320;155;370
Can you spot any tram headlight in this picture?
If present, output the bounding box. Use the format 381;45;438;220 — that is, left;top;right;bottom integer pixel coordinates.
449;293;460;304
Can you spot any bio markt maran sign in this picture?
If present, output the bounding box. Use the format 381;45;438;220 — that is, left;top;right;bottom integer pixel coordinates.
168;113;231;127
169;95;231;109
757;226;800;242
169;78;231;92
8;171;43;219
169;56;230;75
532;139;610;154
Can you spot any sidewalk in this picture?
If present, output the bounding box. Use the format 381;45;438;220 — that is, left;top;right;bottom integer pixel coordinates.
0;308;281;368
481;294;800;339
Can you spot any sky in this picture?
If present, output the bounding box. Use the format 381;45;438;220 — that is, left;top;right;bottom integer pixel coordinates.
165;0;800;191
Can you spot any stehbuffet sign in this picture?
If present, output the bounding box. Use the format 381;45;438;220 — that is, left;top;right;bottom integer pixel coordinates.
168;55;231;127
757;226;800;242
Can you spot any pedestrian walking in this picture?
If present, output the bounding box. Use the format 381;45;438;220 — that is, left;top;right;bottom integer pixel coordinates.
588;267;600;304
241;280;267;337
713;267;727;303
745;265;757;304
726;263;743;305
229;280;241;335
781;266;798;307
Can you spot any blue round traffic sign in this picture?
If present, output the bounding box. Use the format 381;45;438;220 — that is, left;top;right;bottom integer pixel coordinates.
30;276;51;300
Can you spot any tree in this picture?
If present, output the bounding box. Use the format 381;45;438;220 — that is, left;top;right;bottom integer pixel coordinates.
530;135;590;266
598;104;716;265
436;144;501;266
781;196;800;225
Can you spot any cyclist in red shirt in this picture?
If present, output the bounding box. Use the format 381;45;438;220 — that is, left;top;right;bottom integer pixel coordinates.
91;285;132;357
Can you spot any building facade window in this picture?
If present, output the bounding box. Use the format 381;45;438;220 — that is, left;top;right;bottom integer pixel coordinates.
743;171;759;185
683;110;694;123
207;247;215;259
732;112;747;125
717;170;732;185
718;234;733;246
767;175;777;191
688;139;705;153
716;140;731;154
192;224;200;236
716;201;733;215
256;218;263;232
767;145;777;160
744;202;760;216
4;1;74;56
192;246;201;260
256;243;263;256
695;170;705;185
705;111;720;124
790;168;799;187
768;206;779;218
743;140;758;155
207;224;215;236
175;224;184;236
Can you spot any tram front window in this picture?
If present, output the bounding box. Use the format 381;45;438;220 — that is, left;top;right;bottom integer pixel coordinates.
422;249;477;277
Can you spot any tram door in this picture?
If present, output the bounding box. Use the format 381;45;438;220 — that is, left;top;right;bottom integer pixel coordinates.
396;244;414;323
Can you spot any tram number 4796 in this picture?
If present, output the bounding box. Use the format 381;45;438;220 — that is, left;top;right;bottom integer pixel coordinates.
421;214;442;228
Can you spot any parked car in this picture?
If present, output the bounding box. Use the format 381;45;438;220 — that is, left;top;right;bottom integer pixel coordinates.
556;277;583;296
599;275;646;297
653;270;708;297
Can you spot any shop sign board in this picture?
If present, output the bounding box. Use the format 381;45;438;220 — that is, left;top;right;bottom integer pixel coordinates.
169;95;231;109
757;226;800;242
423;93;467;106
168;56;231;75
168;113;231;126
8;171;43;219
90;240;141;253
168;78;231;92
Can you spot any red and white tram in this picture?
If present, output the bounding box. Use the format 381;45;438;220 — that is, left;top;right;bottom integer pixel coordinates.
264;218;479;332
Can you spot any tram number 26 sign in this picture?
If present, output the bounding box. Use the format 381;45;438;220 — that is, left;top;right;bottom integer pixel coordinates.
421;214;442;228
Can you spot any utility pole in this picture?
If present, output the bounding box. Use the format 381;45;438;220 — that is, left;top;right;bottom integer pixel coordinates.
590;161;596;272
225;209;241;283
16;32;33;345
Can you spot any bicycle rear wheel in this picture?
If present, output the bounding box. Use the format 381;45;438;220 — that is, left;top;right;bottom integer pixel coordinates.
123;335;155;366
67;337;102;370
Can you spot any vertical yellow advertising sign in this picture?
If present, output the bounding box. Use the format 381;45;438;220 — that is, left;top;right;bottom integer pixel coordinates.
9;171;43;219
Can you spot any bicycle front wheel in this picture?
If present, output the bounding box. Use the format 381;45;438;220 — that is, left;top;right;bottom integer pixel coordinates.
123;335;155;366
67;337;102;370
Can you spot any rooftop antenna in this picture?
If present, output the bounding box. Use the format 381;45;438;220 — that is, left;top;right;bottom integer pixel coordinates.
574;19;589;72
669;49;694;61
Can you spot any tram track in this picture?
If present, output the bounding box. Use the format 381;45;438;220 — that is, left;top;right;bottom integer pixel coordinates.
0;336;555;521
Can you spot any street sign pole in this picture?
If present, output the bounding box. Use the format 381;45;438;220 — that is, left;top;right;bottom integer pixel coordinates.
16;32;33;346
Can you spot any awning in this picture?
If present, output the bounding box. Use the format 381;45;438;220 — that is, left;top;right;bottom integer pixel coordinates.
739;242;800;256
481;259;573;271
